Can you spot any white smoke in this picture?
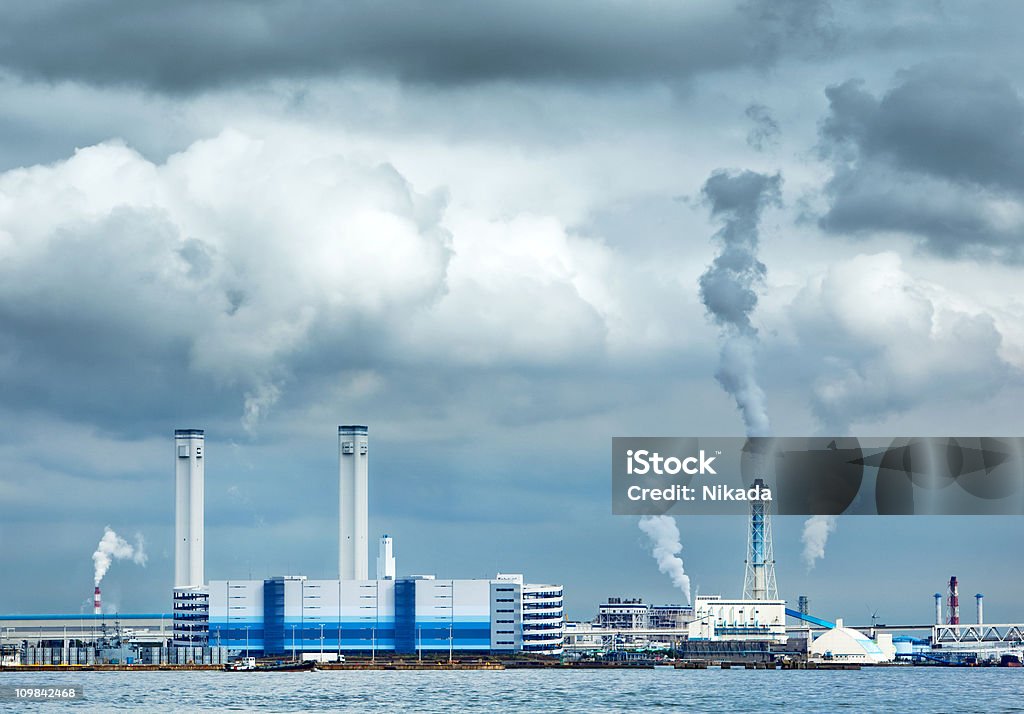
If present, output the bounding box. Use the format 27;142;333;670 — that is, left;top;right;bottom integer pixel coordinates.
241;382;282;433
638;515;692;604
716;334;771;436
801;515;837;570
92;526;147;586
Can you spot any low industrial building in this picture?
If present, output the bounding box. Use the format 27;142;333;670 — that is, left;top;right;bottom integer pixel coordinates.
686;596;788;644
207;573;563;656
808;619;895;664
595;597;694;631
0;613;171;647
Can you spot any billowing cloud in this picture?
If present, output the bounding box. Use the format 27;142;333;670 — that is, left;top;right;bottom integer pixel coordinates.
788;252;1021;429
817;65;1024;261
0;131;452;428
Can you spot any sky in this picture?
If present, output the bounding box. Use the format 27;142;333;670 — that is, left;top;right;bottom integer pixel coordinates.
1;0;1023;625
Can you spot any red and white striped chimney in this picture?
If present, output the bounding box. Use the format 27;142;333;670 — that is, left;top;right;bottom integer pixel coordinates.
93;586;102;615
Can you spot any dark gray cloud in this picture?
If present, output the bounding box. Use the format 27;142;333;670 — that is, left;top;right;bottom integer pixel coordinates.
818;64;1024;260
0;0;827;93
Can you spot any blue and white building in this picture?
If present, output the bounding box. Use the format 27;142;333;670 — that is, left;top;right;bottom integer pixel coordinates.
180;425;565;657
208;573;563;656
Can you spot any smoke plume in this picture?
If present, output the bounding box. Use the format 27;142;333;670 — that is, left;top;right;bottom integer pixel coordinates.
92;526;147;586
242;381;282;433
801;515;837;570
698;169;781;436
638;515;692;604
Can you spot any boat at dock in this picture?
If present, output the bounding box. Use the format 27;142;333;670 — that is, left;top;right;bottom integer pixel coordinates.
224;657;317;672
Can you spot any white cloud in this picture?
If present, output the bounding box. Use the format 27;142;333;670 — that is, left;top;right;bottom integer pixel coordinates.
0;131;454;427
787;252;1020;430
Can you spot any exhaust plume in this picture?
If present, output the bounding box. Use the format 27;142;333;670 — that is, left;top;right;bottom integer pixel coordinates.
638;515;691;605
242;381;281;433
801;515;837;570
698;169;781;436
92;526;147;586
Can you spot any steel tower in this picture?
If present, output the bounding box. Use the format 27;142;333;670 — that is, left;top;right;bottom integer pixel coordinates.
743;478;778;600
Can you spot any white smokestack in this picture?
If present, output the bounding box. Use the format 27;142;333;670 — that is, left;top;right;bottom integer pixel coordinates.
92;526;147;587
377;534;396;580
638;516;691;605
800;515;837;570
339;425;369;580
174;429;205;588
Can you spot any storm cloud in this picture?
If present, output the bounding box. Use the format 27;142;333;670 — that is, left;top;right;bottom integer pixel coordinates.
818;65;1024;261
0;0;831;93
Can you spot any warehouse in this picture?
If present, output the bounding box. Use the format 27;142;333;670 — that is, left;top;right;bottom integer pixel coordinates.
808;619;895;663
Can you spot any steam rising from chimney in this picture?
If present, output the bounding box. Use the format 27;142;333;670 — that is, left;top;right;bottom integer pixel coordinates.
92;526;147;587
639;515;692;605
801;514;837;570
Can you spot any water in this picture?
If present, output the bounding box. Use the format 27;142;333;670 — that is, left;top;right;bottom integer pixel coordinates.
2;668;1023;712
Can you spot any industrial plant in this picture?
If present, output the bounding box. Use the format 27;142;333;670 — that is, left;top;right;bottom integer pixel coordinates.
2;425;564;667
560;480;1024;667
1;426;1022;669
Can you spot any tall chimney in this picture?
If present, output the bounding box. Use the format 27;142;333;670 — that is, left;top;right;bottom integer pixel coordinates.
339;425;369;580
976;594;984;625
947;576;960;625
934;593;942;625
174;429;205;588
94;586;101;615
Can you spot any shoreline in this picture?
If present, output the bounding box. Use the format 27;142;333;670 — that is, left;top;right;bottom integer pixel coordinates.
2;661;1006;672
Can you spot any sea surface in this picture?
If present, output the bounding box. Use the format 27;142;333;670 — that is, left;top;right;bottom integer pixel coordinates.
2;667;1023;712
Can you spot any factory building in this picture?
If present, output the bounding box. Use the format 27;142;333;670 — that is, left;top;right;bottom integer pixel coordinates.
515;576;565;654
648;605;693;630
595;598;694;631
168;424;564;657
207;573;563;656
686;595;788;644
597;598;649;630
